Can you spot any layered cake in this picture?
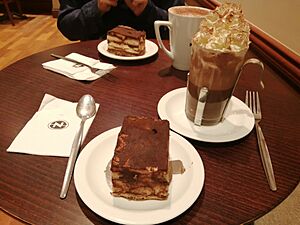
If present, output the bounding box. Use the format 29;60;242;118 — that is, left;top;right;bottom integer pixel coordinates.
107;25;146;56
110;116;172;200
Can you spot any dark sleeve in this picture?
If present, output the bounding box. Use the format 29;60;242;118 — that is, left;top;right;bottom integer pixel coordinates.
136;0;185;38
141;0;185;20
57;0;104;41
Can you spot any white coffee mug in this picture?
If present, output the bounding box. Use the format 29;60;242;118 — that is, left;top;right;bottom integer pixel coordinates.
154;6;210;71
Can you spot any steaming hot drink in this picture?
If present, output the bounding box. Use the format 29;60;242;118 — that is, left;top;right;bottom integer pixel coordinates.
170;6;208;17
185;3;251;126
154;6;209;71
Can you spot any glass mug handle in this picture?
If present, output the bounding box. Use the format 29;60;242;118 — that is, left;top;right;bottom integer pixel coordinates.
241;58;265;89
229;58;265;99
154;21;174;60
221;58;265;120
227;58;265;105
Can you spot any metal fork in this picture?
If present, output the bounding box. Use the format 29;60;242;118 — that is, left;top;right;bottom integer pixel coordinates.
51;54;116;81
245;91;277;191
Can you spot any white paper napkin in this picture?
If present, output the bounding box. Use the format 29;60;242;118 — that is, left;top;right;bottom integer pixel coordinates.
42;53;116;81
7;94;99;157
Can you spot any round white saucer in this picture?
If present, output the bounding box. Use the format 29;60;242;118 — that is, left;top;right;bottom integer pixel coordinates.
157;87;255;143
74;127;204;224
97;39;158;60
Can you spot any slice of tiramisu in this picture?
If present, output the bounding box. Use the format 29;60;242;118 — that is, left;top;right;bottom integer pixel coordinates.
110;116;172;200
107;25;146;57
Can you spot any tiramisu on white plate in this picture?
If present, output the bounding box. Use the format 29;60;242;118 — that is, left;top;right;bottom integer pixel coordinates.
107;25;146;57
110;116;172;200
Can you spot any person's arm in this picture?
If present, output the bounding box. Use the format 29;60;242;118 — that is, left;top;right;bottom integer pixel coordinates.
57;0;114;41
140;0;184;20
125;0;184;21
130;0;185;38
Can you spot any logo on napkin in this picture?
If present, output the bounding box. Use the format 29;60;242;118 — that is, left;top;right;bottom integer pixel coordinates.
48;120;69;129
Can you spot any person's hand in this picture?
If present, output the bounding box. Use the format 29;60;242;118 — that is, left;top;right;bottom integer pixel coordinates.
124;0;148;16
98;0;118;13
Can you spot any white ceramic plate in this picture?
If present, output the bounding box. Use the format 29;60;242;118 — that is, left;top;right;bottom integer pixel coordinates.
74;127;204;225
157;87;255;143
97;39;158;60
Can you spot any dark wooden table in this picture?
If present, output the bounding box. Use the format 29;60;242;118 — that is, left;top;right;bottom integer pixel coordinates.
0;40;299;225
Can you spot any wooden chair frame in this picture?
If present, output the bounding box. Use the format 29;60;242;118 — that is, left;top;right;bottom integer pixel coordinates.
1;0;23;25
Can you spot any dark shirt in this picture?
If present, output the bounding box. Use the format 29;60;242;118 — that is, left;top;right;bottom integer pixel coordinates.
57;0;185;41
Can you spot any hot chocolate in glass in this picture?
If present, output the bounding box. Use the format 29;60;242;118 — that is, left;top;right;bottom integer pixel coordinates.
185;3;252;126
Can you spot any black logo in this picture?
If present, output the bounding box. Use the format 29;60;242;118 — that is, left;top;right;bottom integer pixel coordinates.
48;120;69;129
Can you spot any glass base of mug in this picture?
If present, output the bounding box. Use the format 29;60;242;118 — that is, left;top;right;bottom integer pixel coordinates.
200;119;222;126
185;110;222;126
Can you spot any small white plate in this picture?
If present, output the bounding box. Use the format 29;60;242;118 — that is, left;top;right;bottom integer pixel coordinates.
97;39;158;60
74;127;204;225
157;87;255;143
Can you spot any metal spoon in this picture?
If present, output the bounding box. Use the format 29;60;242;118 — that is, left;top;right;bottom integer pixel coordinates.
60;94;97;199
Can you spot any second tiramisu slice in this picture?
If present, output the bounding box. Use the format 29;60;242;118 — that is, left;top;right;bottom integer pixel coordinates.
107;25;146;57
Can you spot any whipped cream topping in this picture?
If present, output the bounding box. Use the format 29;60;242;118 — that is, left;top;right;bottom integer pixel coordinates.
193;3;250;52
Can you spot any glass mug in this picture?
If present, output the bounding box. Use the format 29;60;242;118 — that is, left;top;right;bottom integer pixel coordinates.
185;44;264;126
